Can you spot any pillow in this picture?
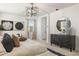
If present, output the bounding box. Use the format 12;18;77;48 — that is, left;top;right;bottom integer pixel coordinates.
19;36;27;41
2;33;14;52
12;34;20;47
0;42;6;55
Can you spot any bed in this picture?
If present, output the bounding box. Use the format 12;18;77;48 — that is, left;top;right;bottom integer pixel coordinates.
1;39;47;56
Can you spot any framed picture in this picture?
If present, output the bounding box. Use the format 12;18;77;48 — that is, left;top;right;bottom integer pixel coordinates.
14;21;24;31
1;20;13;31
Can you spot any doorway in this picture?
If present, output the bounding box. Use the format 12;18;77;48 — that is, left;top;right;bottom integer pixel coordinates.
27;18;37;40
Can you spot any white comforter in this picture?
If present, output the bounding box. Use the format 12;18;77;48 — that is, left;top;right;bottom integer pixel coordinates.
3;39;47;56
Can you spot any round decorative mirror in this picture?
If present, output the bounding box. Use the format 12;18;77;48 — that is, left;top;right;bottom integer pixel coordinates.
56;18;71;34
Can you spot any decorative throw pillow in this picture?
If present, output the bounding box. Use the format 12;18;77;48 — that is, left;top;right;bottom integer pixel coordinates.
12;34;20;47
19;36;27;41
1;33;14;52
0;41;6;55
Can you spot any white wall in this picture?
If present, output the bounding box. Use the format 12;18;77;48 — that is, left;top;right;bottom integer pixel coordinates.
0;13;27;39
50;4;79;50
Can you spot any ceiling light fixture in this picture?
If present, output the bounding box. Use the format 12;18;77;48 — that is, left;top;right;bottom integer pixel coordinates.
26;3;39;17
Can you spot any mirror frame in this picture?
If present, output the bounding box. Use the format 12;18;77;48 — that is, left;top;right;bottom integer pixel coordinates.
56;18;71;33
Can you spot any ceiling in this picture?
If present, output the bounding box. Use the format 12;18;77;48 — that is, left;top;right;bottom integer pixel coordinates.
0;3;77;16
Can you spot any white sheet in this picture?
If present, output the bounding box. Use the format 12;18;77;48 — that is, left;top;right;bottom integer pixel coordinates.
3;39;47;56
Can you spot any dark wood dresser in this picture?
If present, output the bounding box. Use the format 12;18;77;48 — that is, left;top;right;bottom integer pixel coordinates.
50;34;75;52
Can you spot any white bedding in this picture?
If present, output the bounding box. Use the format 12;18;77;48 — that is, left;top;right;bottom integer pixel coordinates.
3;39;47;56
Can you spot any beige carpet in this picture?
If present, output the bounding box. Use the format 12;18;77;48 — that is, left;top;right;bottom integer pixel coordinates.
37;51;57;56
36;40;79;56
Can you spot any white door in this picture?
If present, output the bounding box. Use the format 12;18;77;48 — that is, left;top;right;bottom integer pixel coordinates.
41;16;47;41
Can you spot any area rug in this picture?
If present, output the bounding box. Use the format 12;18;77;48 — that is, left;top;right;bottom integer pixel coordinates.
47;48;65;56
